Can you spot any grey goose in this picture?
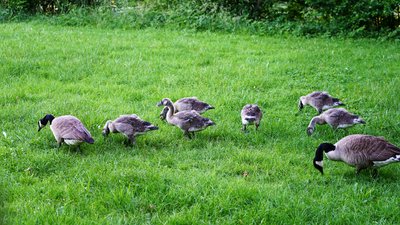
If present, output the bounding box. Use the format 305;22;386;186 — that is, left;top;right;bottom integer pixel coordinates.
38;114;94;150
313;134;400;176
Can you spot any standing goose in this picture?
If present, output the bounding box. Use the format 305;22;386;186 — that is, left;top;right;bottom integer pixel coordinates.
313;134;400;176
102;114;158;145
159;97;214;121
241;104;263;131
157;98;215;139
307;108;365;135
38;114;94;150
299;91;344;114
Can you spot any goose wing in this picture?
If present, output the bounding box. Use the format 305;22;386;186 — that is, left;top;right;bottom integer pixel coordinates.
174;110;202;123
54;116;93;143
366;136;400;161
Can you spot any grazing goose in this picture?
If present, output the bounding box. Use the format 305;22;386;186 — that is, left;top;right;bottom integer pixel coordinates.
241;104;263;131
102;114;158;145
157;98;215;138
299;91;344;114
307;108;365;135
159;97;214;121
313;134;400;176
38;114;94;150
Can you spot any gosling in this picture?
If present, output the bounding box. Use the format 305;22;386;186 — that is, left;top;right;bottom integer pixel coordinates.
159;97;214;121
157;98;215;139
241;104;263;131
102;114;158;146
299;91;344;114
307;108;365;135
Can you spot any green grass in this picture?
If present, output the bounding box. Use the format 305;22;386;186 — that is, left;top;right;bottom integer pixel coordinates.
1;22;400;224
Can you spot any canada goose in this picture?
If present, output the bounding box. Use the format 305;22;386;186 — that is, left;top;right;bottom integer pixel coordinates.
313;134;400;176
307;108;365;135
157;98;215;138
159;97;214;120
38;114;94;150
299;91;344;114
102;114;158;145
241;104;263;131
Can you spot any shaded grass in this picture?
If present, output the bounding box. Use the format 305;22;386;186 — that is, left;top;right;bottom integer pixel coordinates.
0;22;400;224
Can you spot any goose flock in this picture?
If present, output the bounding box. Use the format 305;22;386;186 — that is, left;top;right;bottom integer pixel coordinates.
38;91;400;177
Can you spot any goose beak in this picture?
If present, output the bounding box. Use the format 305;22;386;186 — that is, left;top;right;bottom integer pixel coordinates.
156;102;163;107
38;126;42;132
360;120;366;124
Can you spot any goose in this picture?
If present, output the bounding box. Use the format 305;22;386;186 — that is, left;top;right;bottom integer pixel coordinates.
102;114;158;145
159;97;214;121
157;98;215;138
38;114;94;150
241;104;263;131
313;134;400;176
299;91;344;114
307;108;365;135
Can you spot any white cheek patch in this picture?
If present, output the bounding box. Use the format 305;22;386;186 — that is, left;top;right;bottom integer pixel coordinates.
315;160;324;167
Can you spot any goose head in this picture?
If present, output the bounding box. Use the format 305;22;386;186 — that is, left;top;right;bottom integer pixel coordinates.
353;117;366;124
332;98;345;107
298;96;306;110
143;121;159;131
157;98;173;107
313;143;336;175
102;120;112;137
38;114;55;131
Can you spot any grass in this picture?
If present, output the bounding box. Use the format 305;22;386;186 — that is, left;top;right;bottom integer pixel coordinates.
0;22;400;224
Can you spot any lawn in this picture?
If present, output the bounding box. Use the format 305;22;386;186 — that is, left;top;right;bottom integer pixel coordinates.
0;22;400;224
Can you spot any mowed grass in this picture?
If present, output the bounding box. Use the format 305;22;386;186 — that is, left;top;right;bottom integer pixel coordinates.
0;22;400;224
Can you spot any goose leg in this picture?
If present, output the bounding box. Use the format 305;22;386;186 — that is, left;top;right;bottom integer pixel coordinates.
355;166;362;175
127;135;136;146
241;124;246;132
371;169;378;178
76;145;82;154
184;130;192;139
255;123;259;131
57;138;64;148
